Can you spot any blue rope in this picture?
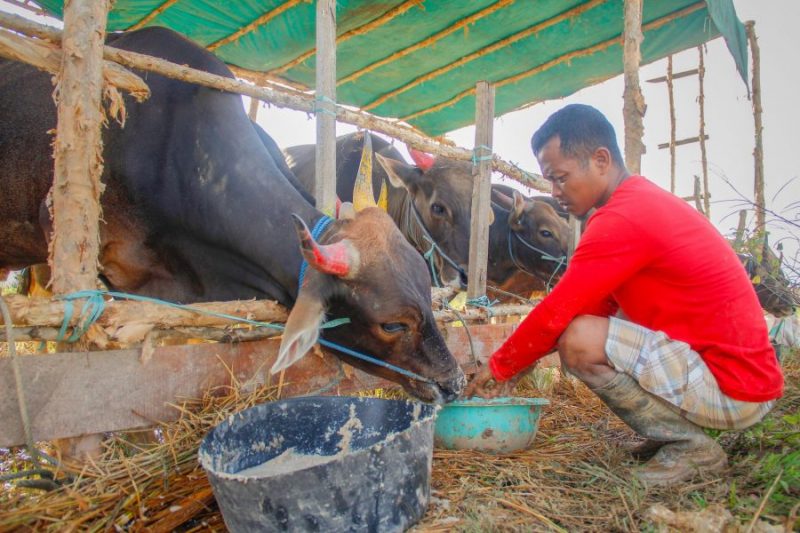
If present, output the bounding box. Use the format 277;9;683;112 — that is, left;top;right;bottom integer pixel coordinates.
466;295;498;317
297;216;334;292
423;240;441;288
472;144;493;165
314;95;337;117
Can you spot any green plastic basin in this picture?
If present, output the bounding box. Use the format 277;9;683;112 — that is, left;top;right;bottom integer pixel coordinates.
434;397;549;453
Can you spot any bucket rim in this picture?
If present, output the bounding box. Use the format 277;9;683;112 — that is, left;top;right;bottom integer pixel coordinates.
442;396;550;408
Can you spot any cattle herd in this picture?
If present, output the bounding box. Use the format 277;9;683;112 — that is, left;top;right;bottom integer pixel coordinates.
1;27;791;404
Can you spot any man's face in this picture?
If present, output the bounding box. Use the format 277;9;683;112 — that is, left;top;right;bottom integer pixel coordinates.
536;136;611;217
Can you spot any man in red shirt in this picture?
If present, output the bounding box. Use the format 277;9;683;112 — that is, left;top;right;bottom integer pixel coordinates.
466;104;783;486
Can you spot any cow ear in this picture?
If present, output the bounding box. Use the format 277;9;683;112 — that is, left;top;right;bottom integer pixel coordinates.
272;290;325;374
512;190;527;221
376;153;421;192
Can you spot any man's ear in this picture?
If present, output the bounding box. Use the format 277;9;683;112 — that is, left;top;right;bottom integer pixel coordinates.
592;146;612;174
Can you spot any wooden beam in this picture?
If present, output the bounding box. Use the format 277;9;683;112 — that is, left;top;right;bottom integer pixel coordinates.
646;68;699;83
667;55;677;193
467;81;495;299
0;27;149;99
50;0;109;296
567;215;582;261
746;21;766;233
0;11;547;192
657;135;709;150
622;0;645;174
0;323;518;447
314;0;338;217
698;45;710;217
248;96;259;121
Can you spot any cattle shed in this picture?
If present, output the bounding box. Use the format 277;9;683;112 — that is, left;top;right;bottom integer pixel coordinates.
0;0;765;530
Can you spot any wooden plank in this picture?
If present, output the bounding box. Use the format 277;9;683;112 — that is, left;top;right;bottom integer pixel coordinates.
657;134;709;150
314;0;337;216
50;0;109;295
622;0;645;174
467;81;495;299
645;68;699;83
567;215;582;261
0;323;518;447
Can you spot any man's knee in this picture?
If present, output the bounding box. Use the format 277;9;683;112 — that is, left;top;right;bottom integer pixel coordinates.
558;315;610;374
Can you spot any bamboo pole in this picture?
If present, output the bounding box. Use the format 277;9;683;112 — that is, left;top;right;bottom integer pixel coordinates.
697;45;710;217
0;27;149;100
314;0;338;216
0;10;546;191
622;0;645;174
667;55;676;193
207;0;306;51
467;82;495;299
50;0;109;296
746;21;766;233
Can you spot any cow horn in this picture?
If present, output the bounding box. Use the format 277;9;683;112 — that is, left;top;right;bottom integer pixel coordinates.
292;214;357;278
352;132;377;212
408;147;435;172
377;177;389;211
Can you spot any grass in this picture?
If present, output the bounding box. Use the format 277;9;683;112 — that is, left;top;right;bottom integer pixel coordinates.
0;349;797;531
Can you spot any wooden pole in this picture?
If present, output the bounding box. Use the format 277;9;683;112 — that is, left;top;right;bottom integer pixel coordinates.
248;96;259;121
50;0;109;296
622;0;646;174
667;55;676;193
697;45;710;218
50;0;110;461
567;215;581;261
467;82;494;299
734;209;748;248
746;21;766;234
314;0;337;217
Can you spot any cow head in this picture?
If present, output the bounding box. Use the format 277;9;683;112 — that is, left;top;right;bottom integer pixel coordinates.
273;207;465;403
376;150;494;287
492;189;569;284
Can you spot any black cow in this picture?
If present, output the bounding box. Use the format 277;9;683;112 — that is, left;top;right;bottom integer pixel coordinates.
285;132;480;287
285;132;569;298
0;27;464;402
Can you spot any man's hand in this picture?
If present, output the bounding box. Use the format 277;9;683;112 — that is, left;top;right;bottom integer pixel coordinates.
464;364;520;399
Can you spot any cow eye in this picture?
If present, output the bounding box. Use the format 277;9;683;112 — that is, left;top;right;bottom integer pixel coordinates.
539;229;553;238
381;322;408;334
430;203;446;217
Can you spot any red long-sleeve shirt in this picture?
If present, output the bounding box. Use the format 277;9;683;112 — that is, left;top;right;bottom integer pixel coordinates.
489;176;784;403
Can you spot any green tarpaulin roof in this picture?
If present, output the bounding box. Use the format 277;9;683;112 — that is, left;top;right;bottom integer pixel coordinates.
37;0;748;137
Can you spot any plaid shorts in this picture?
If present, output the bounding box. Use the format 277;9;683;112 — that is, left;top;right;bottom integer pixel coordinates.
605;317;775;430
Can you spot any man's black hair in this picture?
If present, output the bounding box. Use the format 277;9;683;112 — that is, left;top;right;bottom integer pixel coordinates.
531;104;625;168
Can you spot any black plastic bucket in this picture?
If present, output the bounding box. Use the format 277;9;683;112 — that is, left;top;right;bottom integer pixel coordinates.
199;396;438;532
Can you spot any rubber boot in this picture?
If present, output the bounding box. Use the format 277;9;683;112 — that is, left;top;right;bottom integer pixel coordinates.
590;372;727;486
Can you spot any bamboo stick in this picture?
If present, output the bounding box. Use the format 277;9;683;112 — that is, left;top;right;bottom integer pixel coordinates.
363;0;602;111
271;0;424;76
207;0;306;51
400;3;706;124
667;55;677;193
698;45;710;217
622;0;645;175
128;0;181;31
746;21;766;233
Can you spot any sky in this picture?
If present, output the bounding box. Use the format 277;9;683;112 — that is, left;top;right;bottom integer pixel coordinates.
3;1;798;273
